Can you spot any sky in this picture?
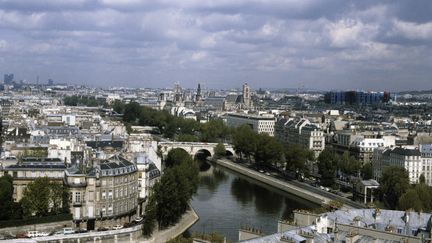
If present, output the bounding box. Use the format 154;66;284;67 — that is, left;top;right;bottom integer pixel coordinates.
0;0;431;91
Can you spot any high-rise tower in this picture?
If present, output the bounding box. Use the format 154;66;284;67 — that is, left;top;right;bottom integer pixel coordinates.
195;83;202;102
242;83;251;108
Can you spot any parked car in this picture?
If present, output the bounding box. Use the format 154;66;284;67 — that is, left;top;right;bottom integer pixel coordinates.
63;228;75;235
15;232;28;238
97;227;109;231
265;172;271;176
27;231;49;238
75;228;88;234
112;225;124;230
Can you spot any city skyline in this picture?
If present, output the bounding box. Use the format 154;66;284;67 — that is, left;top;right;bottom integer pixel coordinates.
0;0;431;91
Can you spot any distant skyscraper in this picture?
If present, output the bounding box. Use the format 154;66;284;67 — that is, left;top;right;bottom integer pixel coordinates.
242;83;252;108
48;78;54;86
195;83;202;102
3;74;14;85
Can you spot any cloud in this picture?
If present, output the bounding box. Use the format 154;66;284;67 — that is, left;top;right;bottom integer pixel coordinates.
0;0;431;90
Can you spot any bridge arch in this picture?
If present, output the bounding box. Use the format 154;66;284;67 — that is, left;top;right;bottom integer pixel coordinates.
194;148;213;161
225;150;234;157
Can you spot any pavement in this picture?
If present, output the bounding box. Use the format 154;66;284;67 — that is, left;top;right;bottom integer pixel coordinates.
138;207;199;243
215;158;365;209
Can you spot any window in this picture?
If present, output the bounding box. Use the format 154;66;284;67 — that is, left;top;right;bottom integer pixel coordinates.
75;192;81;203
108;190;113;199
102;190;106;200
88;191;94;201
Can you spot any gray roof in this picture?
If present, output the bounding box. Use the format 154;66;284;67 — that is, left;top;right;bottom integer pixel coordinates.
392;147;421;156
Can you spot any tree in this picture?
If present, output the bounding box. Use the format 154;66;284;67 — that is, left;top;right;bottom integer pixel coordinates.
398;188;423;211
21;177;51;217
419;173;426;184
123;102;141;123
154;169;184;228
177;134;199;142
49;182;68;214
0;175;15;220
199;119;230;143
232;125;257;161
150;148;199;229
165;148;191;168
112;100;125;114
317;149;338;187
142;194;157;236
378;166;410;209
285;144;314;174
214;143;226;159
337;152;361;176
254;134;283;167
361;163;373;180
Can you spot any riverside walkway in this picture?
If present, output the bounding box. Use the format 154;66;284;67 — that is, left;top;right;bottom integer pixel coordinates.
138;207;199;243
212;158;365;209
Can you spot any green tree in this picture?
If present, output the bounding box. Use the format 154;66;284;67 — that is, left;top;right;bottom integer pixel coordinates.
414;183;432;210
398;188;423;211
154;169;184;228
112;100;125;114
337;152;361;176
177;134;199;142
0;175;16;220
379;166;410;209
419;173;426;184
165;148;191;168
285;144;314;174
361;163;373;180
49;182;68;214
142;194;157;236
21;177;51;217
214;143;226;159
317;149;338;187
232;125;257;161
200;119;230;143
123;101;142;123
254;134;283;167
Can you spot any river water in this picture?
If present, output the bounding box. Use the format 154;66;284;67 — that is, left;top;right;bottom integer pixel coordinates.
188;161;319;242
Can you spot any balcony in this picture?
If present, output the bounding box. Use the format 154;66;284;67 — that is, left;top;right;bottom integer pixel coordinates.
73;201;82;207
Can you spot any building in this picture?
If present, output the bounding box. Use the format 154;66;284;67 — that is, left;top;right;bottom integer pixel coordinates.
350;136;395;163
3;73;14;85
275;118;325;157
226;113;275;136
242;208;432;243
136;155;160;215
242;83;252;108
324;90;393;105
195;83;202;102
373;146;427;185
64;156;138;230
0;158;65;202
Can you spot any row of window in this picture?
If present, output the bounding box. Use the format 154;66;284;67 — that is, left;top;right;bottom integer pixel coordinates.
101;186;136;200
96;201;136;217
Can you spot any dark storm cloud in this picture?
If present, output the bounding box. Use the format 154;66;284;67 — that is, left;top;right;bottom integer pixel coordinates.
0;0;431;90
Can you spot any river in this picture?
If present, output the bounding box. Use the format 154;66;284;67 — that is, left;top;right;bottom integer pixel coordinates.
188;160;319;242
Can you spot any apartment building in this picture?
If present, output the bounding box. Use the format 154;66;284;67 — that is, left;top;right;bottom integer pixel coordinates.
0;157;65;201
65;156;138;230
373;146;426;185
226;113;275;136
275;118;325;157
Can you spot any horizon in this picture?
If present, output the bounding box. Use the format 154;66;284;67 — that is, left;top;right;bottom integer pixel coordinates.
1;1;431;91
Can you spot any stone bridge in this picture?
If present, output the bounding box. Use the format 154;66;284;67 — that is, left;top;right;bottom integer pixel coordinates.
158;141;235;158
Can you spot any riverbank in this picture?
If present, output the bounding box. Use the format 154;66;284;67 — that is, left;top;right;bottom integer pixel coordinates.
211;158;363;209
139;206;199;243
